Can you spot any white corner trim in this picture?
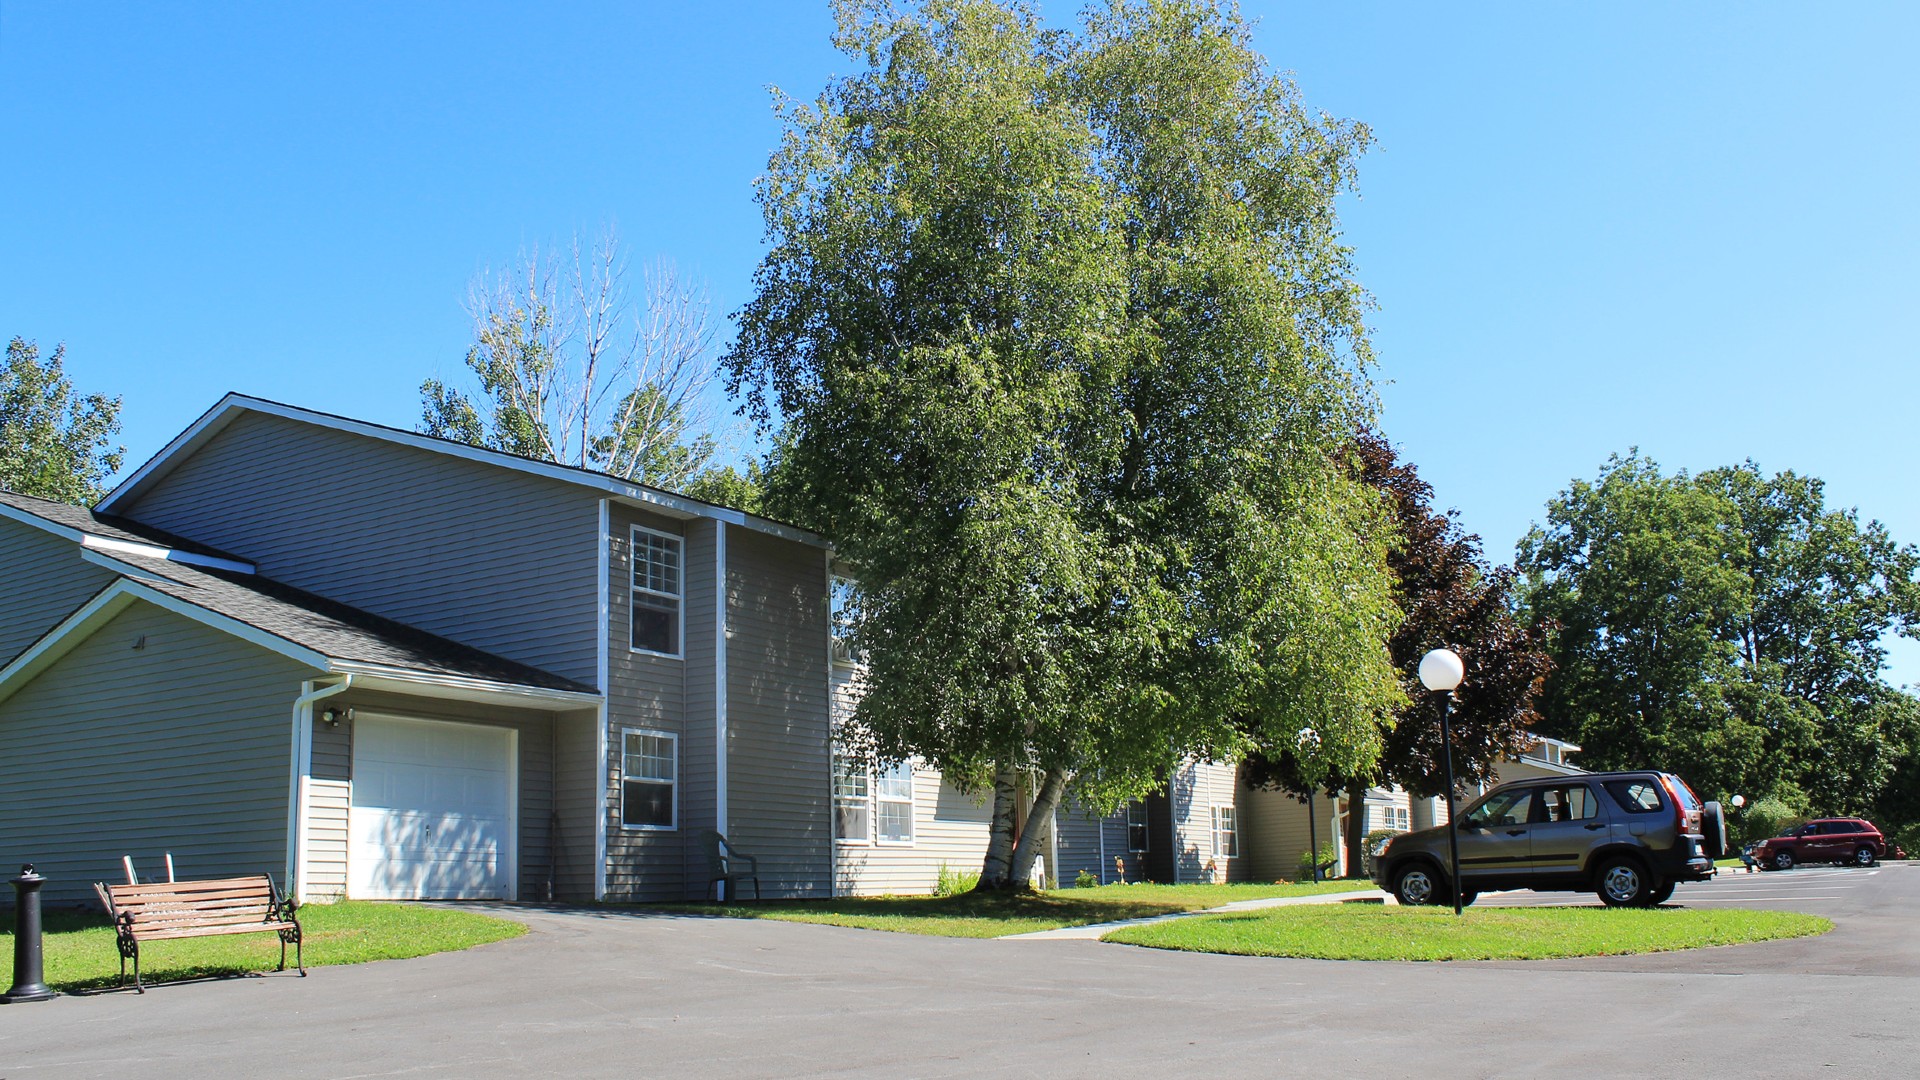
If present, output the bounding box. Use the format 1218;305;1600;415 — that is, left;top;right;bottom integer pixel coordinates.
595;499;611;902
98;392;828;548
716;521;729;839
288;675;352;903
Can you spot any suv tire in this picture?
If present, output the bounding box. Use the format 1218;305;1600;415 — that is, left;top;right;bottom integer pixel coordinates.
1647;880;1675;906
1596;856;1652;907
1393;863;1443;906
1773;849;1795;871
1853;845;1877;867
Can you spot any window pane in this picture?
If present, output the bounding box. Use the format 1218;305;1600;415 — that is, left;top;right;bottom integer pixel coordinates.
632;598;679;653
832;757;869;800
876;800;913;843
835;801;870;841
1126;801;1148;853
1604;780;1663;814
623;733;673;782
623;779;672;827
875;761;913;801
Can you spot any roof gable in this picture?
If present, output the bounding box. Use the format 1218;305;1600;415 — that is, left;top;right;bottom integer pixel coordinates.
96;393;825;548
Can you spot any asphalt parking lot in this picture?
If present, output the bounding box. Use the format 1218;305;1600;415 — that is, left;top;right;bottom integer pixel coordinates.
3;864;1915;1079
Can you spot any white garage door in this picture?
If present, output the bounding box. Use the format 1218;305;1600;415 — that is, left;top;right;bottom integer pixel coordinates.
348;715;515;900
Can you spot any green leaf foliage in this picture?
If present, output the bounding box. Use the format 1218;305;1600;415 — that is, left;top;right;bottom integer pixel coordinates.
1519;452;1920;814
2;337;124;505
726;0;1403;880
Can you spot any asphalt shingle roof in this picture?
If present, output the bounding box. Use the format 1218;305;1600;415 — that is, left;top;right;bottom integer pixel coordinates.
100;553;594;695
0;488;248;562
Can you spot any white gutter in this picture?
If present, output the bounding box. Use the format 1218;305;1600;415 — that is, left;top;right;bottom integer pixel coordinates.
287;675;352;903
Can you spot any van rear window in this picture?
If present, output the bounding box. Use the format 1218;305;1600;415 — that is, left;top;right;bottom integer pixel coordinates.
1604;780;1664;814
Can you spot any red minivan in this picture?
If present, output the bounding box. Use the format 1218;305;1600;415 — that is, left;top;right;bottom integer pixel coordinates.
1752;818;1885;870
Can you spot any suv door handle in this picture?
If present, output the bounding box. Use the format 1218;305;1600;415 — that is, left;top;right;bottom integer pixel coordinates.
1584;823;1606;831
1506;829;1527;836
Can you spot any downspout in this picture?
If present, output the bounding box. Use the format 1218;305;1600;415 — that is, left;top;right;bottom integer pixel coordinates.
595;499;610;902
286;674;352;903
715;522;729;902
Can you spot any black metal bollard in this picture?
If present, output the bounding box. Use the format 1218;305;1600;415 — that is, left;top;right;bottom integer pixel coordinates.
1;864;56;1003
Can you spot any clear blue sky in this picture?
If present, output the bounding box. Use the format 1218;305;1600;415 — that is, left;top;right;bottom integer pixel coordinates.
5;2;1916;680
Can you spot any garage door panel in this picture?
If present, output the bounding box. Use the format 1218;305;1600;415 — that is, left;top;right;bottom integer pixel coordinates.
348;716;514;901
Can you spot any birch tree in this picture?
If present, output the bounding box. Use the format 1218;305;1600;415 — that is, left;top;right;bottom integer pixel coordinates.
728;0;1403;889
420;230;721;489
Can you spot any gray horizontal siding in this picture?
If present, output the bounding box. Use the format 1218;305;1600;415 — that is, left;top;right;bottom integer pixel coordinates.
0;602;316;907
603;505;694;901
120;410;602;686
0;520;116;666
725;527;831;898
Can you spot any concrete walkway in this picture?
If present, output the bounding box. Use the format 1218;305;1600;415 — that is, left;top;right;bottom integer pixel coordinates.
1001;886;1391;939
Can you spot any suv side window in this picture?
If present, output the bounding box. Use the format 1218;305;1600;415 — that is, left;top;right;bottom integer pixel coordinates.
1463;789;1534;828
1533;784;1600;823
1604;779;1664;814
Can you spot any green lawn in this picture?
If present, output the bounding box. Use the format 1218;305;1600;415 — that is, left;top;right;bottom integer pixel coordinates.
0;902;527;993
645;881;1366;938
1104;904;1830;961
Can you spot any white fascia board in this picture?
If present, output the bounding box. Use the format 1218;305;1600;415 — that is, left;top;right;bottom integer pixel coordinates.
327;664;603;708
1514;756;1587;776
1;493;255;573
95;393;248;513
101;392;829;549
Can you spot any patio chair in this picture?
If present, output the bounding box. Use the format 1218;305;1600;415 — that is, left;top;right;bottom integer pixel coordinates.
701;830;761;902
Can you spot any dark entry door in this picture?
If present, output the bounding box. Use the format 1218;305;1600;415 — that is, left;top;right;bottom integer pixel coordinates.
1143;789;1175;883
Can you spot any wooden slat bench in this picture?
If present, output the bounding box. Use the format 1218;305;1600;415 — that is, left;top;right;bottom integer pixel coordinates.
98;875;304;992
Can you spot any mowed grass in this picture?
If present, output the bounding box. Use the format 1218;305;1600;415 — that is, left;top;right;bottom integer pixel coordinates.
0;902;527;993
648;881;1365;938
1104;904;1831;960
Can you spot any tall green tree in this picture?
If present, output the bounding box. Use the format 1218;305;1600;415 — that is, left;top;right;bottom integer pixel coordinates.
1519;453;1920;811
2;337;124;504
420;231;723;490
727;0;1403;888
1247;432;1551;875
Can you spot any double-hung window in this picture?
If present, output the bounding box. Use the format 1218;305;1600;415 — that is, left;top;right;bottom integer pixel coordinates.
833;751;871;842
630;527;682;656
1126;801;1149;853
874;761;914;844
1211;806;1238;859
621;729;676;829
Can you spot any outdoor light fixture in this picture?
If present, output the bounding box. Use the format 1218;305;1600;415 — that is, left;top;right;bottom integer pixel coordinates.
322;707;348;727
1732;794;1747;809
1419;647;1466;915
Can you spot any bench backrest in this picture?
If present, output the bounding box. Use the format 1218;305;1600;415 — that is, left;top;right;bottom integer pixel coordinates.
104;875;285;933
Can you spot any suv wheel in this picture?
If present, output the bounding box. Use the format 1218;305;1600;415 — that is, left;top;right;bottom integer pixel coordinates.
1596;856;1652;907
1853;845;1877;867
1647;880;1675;906
1393;864;1442;906
1773;849;1795;871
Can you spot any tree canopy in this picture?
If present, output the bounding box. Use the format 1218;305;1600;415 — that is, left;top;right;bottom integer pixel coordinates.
726;0;1403;887
1246;432;1551;873
1519;452;1920;813
420;232;723;491
2;337;124;505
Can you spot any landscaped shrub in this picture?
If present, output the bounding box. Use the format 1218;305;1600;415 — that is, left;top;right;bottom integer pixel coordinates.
1735;795;1807;847
1073;869;1101;888
1296;841;1337;881
934;861;981;896
1890;823;1920;859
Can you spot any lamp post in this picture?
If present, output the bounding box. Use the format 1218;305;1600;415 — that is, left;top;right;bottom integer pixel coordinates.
1418;648;1466;916
1298;728;1322;883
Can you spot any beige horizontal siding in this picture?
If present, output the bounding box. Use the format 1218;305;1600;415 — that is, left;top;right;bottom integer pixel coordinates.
0;520;117;666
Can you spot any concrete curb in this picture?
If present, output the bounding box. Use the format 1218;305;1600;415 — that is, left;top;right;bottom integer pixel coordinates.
1000;887;1392;940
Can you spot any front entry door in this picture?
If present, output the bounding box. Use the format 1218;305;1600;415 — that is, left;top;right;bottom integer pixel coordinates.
1143;789;1176;883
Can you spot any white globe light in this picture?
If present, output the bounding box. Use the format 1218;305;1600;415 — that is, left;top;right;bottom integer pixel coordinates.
1418;648;1464;692
1732;795;1747;808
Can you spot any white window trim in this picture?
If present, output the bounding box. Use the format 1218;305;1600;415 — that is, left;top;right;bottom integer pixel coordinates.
832;749;872;847
1211;805;1238;859
873;760;915;847
628;524;685;660
618;726;678;832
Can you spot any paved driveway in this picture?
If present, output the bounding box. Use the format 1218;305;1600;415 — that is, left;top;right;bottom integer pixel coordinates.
4;866;1916;1079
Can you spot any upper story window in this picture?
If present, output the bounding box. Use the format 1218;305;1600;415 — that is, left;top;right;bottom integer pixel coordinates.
830;576;859;666
1125;801;1149;853
630;526;682;657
